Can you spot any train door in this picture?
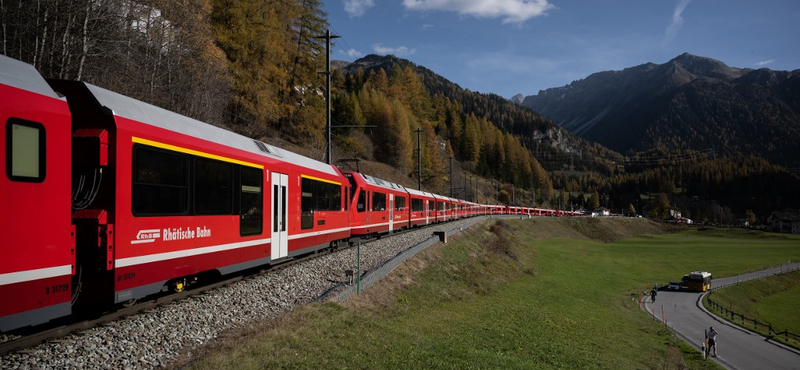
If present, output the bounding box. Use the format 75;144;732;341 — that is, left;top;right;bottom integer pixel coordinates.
426;200;431;224
271;172;288;260
389;194;394;232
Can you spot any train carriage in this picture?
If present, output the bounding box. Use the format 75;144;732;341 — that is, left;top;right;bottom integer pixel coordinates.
0;55;74;331
435;195;460;222
45;78;351;311
456;199;474;218
431;194;447;222
451;198;463;219
459;200;472;218
405;187;435;228
343;171;409;237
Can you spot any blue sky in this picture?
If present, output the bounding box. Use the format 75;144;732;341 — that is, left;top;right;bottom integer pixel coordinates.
324;0;800;99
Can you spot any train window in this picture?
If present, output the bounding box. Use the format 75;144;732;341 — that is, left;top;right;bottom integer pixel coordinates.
132;145;188;215
411;198;423;212
344;186;350;211
240;167;263;236
344;173;358;201
195;157;232;215
395;196;406;211
427;200;433;215
357;190;366;212
301;179;314;230
372;192;386;211
6;119;46;183
273;184;279;232
281;186;287;232
301;177;342;229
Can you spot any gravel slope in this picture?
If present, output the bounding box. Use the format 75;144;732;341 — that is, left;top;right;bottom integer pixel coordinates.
1;217;487;370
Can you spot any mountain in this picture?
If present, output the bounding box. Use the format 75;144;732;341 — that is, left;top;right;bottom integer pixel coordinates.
337;54;623;172
520;53;800;168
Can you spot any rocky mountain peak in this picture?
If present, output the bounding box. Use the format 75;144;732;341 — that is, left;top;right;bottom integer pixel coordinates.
668;52;745;80
520;53;800;168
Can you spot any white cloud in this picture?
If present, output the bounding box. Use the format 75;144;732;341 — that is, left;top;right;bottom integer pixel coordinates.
754;59;774;67
663;0;691;47
402;0;554;25
344;0;375;18
373;43;417;57
421;23;434;31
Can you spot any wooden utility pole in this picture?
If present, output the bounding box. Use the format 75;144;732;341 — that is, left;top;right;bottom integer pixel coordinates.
416;127;422;190
449;156;453;197
316;30;340;164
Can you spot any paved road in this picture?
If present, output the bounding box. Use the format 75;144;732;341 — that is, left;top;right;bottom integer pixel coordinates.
644;263;800;370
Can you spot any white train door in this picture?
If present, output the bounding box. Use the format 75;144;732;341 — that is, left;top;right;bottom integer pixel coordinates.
389;194;394;232
425;200;430;224
271;172;288;260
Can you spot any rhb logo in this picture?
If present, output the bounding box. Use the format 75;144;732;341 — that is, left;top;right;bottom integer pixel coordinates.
132;229;160;244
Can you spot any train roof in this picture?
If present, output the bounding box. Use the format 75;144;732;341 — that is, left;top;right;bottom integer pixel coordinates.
404;186;435;198
0;55;60;99
351;172;406;193
82;82;339;177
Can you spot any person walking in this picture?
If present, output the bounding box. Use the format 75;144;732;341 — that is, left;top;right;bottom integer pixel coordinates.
708;326;718;357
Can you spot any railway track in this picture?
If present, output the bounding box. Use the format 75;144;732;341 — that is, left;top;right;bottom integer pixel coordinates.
0;221;451;357
0;242;334;356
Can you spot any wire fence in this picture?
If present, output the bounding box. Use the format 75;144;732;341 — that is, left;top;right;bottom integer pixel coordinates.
705;264;800;349
705;297;800;345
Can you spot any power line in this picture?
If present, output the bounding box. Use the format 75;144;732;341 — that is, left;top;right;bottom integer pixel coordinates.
329;25;360;63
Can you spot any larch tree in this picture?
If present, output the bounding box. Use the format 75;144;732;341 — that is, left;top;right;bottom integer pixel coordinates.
462;113;481;166
2;0;230;126
280;0;328;145
211;0;293;132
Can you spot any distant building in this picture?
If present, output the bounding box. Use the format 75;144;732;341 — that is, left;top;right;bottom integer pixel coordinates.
767;210;800;234
667;209;692;224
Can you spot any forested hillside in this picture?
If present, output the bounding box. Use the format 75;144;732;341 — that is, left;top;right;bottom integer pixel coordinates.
341;55;623;174
329;63;554;200
1;0;328;141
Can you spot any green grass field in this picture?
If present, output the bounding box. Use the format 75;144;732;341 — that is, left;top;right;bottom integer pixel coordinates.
704;269;800;349
178;218;800;370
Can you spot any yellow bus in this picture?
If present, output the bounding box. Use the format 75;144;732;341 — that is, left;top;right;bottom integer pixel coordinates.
682;271;712;292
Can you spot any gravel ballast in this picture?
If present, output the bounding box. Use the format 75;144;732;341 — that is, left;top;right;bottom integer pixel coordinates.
1;217;487;370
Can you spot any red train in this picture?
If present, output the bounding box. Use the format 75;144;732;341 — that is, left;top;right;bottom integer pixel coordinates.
0;54;579;332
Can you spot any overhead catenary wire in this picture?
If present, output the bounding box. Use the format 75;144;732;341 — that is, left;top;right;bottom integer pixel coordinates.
329;25;360;63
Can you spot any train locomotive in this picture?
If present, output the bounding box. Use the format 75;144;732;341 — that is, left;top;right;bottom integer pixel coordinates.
0;54;577;333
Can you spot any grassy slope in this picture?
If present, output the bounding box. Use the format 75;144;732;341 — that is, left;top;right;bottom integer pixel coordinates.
179;218;800;370
704;270;800;348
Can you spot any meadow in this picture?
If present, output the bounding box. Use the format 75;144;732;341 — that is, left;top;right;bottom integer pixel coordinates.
178;218;800;370
704;269;800;349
